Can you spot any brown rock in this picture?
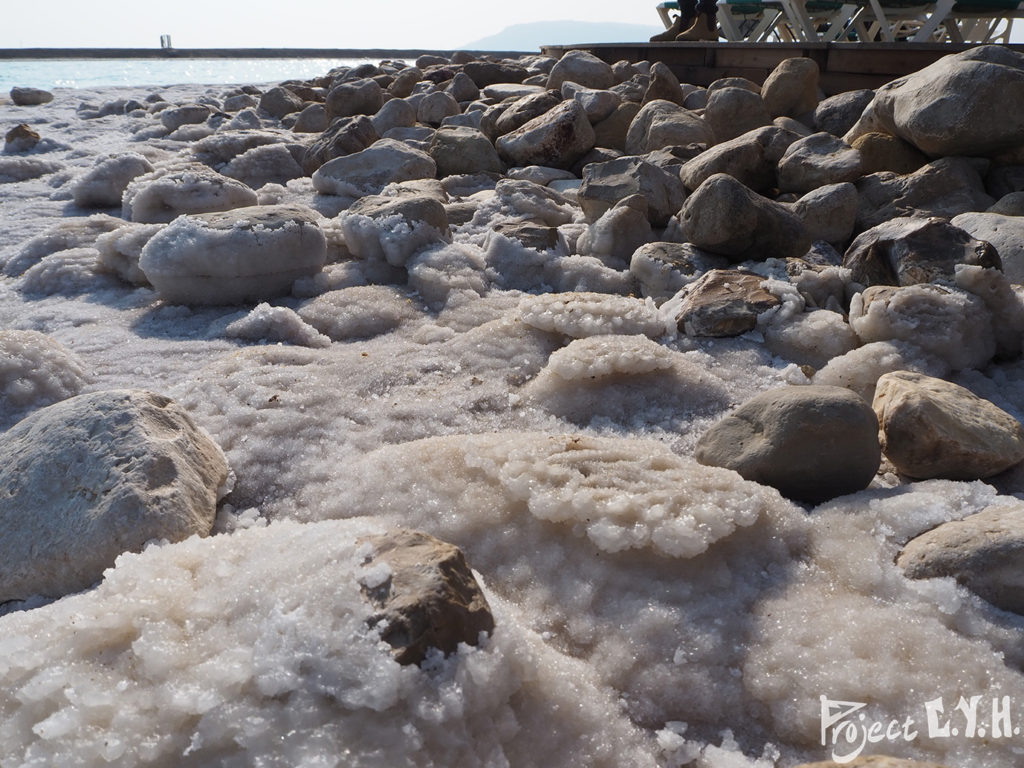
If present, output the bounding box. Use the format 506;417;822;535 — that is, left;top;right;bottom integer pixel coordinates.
761;57;819;119
851;132;928;175
671;269;781;336
4;123;40;153
357;529;495;665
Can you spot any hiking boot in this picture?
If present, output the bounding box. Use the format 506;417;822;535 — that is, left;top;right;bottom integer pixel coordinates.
650;12;695;41
676;11;719;41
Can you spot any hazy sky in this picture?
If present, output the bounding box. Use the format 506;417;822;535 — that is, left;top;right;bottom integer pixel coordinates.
0;0;655;49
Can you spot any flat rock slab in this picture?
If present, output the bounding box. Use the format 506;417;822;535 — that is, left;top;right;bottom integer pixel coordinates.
695;384;881;504
0;389;230;603
671;269;780;337
873;370;1024;480
898;503;1024;614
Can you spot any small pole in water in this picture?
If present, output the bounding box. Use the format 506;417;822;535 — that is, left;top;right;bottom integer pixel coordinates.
160;34;173;49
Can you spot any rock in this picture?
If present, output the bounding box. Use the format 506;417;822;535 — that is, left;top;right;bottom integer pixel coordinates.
312;138;436;197
625;99;714;155
95;222;161;286
546;50;616;91
493;90;563;138
897;503;1024;614
563;83;620;124
463;61;529;87
446;72;480;103
855;157;995;232
950;212;1024;284
642;61;690;106
10;86;54;106
987;164;1024;198
760;57;819;119
482;83;545;101
680;126;801;194
850;131;928;175
301;115;379;173
576;195;652;266
160;104;211;132
72;153;155;208
357;529;495;666
670;268;781;337
874;370;1024;480
845;45;1024;157
429;125;503;177
849;284;996;371
764;309;860;369
340;194;450;267
297;285;422;341
812;89;874;137
795;758;952;768
578;156;686;227
0;389;230;603
496;100;596;171
702;87;772;144
0;330;89;424
371;98;417;135
680;173;811;261
138;204;327;304
629;242;729;302
122;166;258;224
258;86;304;119
707;76;761;95
843;216;1000;288
223;93;259;112
777;132;863;193
695;384;881;504
4;123;40;153
593;102;641;151
325;79;385;120
790;182;857;245
387;67;421;98
417;91;461;127
292;103;329;133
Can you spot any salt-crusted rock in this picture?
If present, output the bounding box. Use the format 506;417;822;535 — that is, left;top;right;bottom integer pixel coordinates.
855;157;995;231
122;166;259;224
843;216;1000;288
702;87;771;144
429;126;503;177
777;133;863;193
357;529;494;666
222;92;259;112
642;61;691;106
790;182;857;245
0;330;89;425
576;196;651;266
954;264;1024;358
669;269;781;337
625;99;714;155
258;86;304;119
340;194;450;267
760;57;819;118
492;91;563;138
2;214;122;277
519;291;666;338
951;212;1024;284
812;89;874;137
224;303;331;348
464;60;529;87
292;103;329;133
4;123;40;153
813;340;949;401
851;132;928;175
325;78;384;120
10;86;54;106
849;284;995;371
593;101;641;151
407;242;488;308
191;129;285;165
138;204;327;305
578;156;685;227
298;285;422;341
71;153;154;208
629;242;729;302
0;156;61;183
680;173;811;261
796;757;952;768
312;138;436;197
490;178;576;226
495;100;595;171
897;503;1024;615
302;115;379;173
0;389;230;603
95;222;162;285
221;143;305;189
874;371;1024;480
417;91;461;127
160;104;211;132
679;126;801;194
845;45;1024;157
764;309;860;369
546;50;615;91
695;384;881;504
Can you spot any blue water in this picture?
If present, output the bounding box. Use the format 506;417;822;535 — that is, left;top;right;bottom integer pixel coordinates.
0;58;391;91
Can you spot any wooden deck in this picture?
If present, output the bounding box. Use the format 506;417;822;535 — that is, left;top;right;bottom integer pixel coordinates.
539;41;1024;93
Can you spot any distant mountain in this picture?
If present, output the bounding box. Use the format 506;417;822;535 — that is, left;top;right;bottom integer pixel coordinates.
460;20;663;52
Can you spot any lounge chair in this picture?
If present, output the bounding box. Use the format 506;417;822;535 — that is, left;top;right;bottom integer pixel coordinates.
656;0;792;41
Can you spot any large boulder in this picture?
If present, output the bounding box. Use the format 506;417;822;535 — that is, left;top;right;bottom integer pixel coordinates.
122;167;258;224
702;87;771;143
325;78;385;120
312;138;437;196
429;125;503;176
138;204;327;304
258;86;304;119
951;212;1024;284
302;115;379;174
695;384;881;504
625;99;714;154
491;90;563;138
844;45;1024;157
340;194;451;267
160;104;211;132
0;389;230;603
9;86;54;106
812;89;875;137
495;100;596;170
679;126;801;193
578;156;686;227
669;269;781;337
777;132;863;193
873;370;1024;480
546;50;616;91
760;57;819;118
790;182;858;245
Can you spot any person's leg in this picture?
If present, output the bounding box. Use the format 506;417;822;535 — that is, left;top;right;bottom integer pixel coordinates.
676;0;719;40
650;0;699;40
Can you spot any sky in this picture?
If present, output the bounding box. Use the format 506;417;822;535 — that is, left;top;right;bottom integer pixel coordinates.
0;0;657;50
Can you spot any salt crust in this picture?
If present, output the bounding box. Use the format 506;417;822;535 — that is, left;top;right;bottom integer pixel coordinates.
224;303;332;348
518;292;669;338
0;330;89;425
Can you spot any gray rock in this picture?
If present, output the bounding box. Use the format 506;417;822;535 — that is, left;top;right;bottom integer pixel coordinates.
292;103;329;134
707;76;761;95
482;83;546;101
812;89;874;137
850;131;929;175
578;156;686;227
625;99;714;154
10;86;54;106
778;132;863;193
312;138;436;196
702;87;771;144
388;67;422;98
843;216;1000;287
695;384;881;504
951;212;1024;284
429;125;503;177
417;91;461;127
576;195;652;266
160;104;211;132
0;389;230;603
371;98;417;135
592;102;642;151
546;50;616;91
302;115;379;173
629;242;729;302
679;125;801;193
496;100;596;170
358;529;495;666
446;72;480;103
680;173;811;261
223;93;259;112
326;79;385;120
463;61;529;87
790;182;858;245
761;57;819;119
493;90;563;137
563;83;620;124
642;61;690;106
986;164;1024;198
989;191;1024;216
898;504;1024;614
258;86;304;119
4;123;40;153
874;370;1024;480
670;268;781;337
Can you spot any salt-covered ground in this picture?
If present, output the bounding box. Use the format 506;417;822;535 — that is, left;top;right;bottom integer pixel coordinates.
3;52;1024;768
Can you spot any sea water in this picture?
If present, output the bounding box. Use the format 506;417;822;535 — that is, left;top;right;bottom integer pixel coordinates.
0;57;390;91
